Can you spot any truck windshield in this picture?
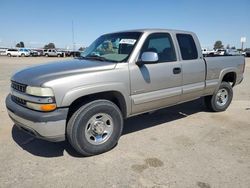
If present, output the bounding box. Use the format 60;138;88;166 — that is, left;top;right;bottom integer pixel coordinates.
80;32;142;62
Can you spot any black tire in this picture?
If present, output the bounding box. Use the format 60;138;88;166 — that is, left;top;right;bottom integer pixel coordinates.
67;100;123;156
7;53;11;57
45;53;49;57
204;81;233;112
21;53;25;57
57;54;61;57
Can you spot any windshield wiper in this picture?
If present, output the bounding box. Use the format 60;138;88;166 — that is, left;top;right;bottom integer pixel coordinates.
85;55;107;61
80;55;118;63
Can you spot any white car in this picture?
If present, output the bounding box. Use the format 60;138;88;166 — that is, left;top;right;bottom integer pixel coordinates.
6;48;30;57
202;48;215;56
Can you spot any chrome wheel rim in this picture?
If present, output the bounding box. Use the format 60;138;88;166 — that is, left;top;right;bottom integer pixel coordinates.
216;88;228;107
85;113;113;145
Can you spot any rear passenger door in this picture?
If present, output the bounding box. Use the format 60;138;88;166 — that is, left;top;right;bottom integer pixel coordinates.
130;33;182;114
176;33;206;101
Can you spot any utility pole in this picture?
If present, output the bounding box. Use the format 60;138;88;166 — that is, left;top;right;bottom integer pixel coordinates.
240;37;246;51
72;20;75;51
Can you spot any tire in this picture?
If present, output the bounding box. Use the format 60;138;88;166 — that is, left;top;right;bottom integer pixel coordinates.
45;53;49;57
67;100;123;156
7;53;11;57
21;53;25;57
57;54;61;57
204;81;233;112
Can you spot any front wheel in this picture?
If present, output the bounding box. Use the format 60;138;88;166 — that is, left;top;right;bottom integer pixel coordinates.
204;81;233;112
67;100;123;156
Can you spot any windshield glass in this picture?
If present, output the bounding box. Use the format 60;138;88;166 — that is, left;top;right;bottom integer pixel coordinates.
81;32;142;62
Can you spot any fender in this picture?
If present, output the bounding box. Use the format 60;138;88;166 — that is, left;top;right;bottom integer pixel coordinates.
61;82;131;116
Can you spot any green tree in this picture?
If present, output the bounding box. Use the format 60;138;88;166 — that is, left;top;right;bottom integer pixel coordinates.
20;41;25;48
16;41;25;48
214;40;224;50
79;47;85;51
44;43;56;49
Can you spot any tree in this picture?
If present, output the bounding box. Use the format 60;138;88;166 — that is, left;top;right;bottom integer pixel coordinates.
214;40;224;50
44;43;56;49
20;41;25;48
79;47;85;51
16;41;25;48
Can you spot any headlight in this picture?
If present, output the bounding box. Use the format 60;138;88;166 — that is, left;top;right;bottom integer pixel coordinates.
26;86;54;97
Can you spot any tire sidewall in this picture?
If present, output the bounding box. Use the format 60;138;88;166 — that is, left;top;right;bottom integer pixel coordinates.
69;101;123;155
211;82;233;111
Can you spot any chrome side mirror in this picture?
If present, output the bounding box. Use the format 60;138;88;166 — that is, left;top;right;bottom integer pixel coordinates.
136;52;158;66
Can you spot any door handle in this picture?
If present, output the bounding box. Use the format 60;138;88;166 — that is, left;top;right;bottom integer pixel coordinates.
173;67;181;74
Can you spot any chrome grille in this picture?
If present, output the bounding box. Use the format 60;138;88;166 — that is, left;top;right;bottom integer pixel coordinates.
11;81;27;93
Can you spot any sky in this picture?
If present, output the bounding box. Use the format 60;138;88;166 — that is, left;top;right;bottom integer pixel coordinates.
0;0;249;50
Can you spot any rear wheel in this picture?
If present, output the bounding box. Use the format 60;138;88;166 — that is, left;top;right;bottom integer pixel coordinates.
21;53;25;57
45;53;49;57
7;53;11;57
67;100;123;156
204;81;233;112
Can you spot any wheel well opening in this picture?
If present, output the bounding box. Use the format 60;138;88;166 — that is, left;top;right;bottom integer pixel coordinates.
67;91;127;123
222;72;236;87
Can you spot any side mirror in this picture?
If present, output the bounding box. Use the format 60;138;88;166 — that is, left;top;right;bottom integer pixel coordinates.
136;52;159;66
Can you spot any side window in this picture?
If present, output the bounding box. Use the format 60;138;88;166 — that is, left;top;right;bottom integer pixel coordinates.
176;34;198;60
141;33;176;62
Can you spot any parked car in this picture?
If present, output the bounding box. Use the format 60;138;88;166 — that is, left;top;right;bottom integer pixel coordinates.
30;50;41;57
5;48;30;57
6;29;245;156
69;51;81;57
214;49;226;56
225;49;241;56
43;49;64;57
202;48;215;56
242;48;250;57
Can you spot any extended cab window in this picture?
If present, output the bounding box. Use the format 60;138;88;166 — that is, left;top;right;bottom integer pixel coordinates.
176;34;198;60
141;33;176;62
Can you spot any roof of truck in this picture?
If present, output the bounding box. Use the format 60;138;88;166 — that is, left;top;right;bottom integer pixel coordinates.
106;28;195;35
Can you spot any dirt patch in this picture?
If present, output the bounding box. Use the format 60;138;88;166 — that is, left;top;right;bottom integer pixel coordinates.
131;157;164;173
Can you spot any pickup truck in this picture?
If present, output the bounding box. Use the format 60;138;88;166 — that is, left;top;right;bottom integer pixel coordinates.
6;29;245;156
43;49;64;57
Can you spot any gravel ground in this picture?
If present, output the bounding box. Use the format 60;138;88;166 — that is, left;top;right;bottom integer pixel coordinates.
0;56;249;188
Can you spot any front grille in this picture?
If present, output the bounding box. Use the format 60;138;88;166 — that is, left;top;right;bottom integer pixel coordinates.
11;81;27;93
11;95;26;106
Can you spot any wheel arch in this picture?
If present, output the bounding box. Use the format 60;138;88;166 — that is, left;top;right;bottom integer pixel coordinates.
219;68;237;87
66;91;128;123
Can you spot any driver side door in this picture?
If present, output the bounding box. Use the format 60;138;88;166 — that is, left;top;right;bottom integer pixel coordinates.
129;33;182;114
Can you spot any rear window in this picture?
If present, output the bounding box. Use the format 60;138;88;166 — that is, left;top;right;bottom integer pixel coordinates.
176;34;198;60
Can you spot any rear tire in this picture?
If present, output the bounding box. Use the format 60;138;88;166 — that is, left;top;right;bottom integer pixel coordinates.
21;53;25;57
7;53;11;57
204;81;233;112
45;53;48;57
67;100;123;156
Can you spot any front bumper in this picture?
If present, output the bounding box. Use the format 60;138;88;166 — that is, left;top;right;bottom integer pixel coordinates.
6;94;68;142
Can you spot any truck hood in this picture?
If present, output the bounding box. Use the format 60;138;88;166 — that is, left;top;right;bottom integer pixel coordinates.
11;59;117;86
